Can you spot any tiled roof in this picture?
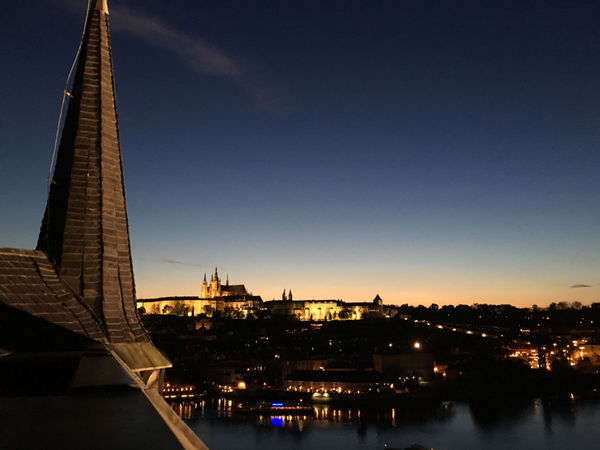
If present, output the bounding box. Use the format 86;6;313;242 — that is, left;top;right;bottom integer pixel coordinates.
0;248;104;340
0;1;195;447
221;284;248;296
0;2;170;372
221;295;261;302
0;247;171;371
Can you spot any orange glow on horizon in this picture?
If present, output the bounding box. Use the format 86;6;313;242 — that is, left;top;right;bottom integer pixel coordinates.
133;262;600;308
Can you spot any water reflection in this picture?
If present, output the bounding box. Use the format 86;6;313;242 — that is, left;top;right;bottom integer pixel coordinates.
171;400;205;420
169;396;600;450
170;397;454;430
257;415;310;431
468;398;533;428
540;396;578;430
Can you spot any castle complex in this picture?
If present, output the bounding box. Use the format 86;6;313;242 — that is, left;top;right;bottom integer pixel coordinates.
138;271;391;321
138;268;260;317
265;294;386;321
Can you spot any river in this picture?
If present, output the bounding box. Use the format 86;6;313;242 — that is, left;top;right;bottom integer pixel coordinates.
172;396;600;449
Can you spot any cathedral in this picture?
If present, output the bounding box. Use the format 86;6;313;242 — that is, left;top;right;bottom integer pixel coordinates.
201;267;250;298
137;267;260;317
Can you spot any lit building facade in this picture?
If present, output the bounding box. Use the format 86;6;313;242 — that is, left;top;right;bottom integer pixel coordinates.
284;369;394;394
265;294;385;321
507;346;540;369
138;275;388;322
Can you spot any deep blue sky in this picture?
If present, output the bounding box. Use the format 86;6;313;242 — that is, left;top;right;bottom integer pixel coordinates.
1;0;599;305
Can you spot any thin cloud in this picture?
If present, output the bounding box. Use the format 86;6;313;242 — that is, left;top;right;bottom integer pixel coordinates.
159;258;203;268
51;0;288;113
112;7;288;112
111;6;240;78
570;284;592;289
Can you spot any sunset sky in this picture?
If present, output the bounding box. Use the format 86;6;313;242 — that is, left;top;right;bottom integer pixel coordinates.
1;0;599;306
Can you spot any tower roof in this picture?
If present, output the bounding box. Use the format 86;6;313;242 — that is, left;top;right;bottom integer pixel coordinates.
36;0;144;344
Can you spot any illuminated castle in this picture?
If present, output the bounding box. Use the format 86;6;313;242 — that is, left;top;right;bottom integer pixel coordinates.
138;268;259;316
201;267;249;298
266;294;385;321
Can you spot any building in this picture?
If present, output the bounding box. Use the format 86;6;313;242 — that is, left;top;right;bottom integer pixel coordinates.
268;299;343;320
265;294;386;321
285;369;394;394
137;270;262;317
572;344;600;372
201;267;251;298
138;276;387;322
576;344;600;365
138;295;263;318
507;346;540;369
0;1;205;448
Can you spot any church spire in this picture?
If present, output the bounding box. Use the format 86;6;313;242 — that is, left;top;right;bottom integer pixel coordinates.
201;273;209;299
36;0;145;343
282;289;287;301
95;0;109;14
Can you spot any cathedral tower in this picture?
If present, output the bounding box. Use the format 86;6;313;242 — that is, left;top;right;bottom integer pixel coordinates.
201;273;209;298
210;267;221;297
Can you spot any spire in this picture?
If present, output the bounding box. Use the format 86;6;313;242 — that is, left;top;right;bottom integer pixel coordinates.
214;266;219;281
226;274;229;286
282;289;287;301
201;273;209;299
36;0;145;343
288;290;293;301
95;0;109;14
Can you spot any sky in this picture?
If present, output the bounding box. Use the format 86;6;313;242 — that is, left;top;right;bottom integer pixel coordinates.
1;0;599;306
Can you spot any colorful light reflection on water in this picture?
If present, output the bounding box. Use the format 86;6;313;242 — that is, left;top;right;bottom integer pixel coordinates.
270;417;284;428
